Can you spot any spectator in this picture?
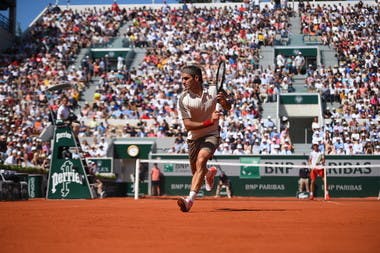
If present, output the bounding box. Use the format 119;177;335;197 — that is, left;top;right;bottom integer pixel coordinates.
4;150;17;165
294;52;305;74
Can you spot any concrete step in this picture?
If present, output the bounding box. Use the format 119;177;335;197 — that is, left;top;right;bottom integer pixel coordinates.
130;48;147;69
320;49;338;67
291;74;309;93
261;102;277;119
259;46;275;69
289;34;305;46
76;77;101;114
289;16;301;34
293;143;312;155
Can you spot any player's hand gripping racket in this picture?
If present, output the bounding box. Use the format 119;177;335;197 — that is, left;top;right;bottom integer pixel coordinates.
215;60;226;93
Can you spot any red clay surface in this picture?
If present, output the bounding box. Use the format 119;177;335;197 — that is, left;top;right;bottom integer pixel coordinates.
0;197;379;253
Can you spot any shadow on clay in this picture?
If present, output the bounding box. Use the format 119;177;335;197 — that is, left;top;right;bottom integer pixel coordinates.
213;208;288;212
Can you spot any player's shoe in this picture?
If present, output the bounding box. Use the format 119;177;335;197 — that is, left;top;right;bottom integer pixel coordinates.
177;197;193;212
205;167;217;191
309;195;314;200
325;193;330;201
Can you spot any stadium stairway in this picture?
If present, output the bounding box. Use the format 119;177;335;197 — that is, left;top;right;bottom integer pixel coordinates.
74;20;136;114
289;16;303;46
111;20;132;48
76;76;100;116
293;143;312;155
129;47;147;70
257;13;340;154
261;101;277;120
292;74;308;93
319;45;338;68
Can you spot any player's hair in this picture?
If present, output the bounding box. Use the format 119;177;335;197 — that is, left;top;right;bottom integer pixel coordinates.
181;65;203;83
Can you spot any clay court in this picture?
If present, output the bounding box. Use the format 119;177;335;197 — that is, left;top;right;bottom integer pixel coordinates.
0;197;379;253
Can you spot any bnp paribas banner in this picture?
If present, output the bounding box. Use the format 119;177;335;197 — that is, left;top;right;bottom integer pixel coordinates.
153;155;380;197
160;157;380;177
46;125;93;199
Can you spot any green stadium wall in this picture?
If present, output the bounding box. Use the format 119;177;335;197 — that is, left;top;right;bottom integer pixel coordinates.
150;155;380;198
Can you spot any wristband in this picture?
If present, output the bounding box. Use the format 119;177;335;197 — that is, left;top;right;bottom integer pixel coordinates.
202;119;213;127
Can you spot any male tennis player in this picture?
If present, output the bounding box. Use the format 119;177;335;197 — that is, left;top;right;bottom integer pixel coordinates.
177;65;231;212
308;143;329;200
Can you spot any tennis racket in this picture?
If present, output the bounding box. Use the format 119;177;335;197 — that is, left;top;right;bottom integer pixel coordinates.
215;60;226;93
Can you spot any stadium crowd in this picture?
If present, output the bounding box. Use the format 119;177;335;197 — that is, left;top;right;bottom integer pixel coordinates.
0;1;379;169
79;1;297;155
301;1;380;154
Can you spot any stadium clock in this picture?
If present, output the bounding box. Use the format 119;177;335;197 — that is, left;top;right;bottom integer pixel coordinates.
127;145;140;158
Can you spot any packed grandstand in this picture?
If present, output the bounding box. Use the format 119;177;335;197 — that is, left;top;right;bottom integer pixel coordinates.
0;0;379;170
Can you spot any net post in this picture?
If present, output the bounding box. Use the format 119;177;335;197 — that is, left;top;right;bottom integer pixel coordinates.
324;167;328;200
134;159;140;200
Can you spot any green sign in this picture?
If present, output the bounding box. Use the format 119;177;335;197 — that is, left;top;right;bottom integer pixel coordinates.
164;164;174;173
46;125;93;199
240;157;261;179
86;157;113;174
151;154;380;197
280;94;319;105
90;48;132;58
113;142;154;159
162;176;379;197
275;47;318;57
28;174;43;198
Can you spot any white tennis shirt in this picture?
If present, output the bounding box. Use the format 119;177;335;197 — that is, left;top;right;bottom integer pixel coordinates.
178;85;219;140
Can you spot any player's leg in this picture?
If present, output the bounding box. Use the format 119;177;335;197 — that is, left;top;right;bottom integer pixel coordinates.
191;148;213;193
309;169;316;200
177;138;210;212
321;169;330;200
177;150;209;212
202;136;220;191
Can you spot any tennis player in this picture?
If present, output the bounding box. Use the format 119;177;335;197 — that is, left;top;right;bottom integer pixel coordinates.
177;65;231;212
308;143;329;200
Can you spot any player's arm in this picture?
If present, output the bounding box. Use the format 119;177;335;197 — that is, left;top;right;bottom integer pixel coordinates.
182;111;220;130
